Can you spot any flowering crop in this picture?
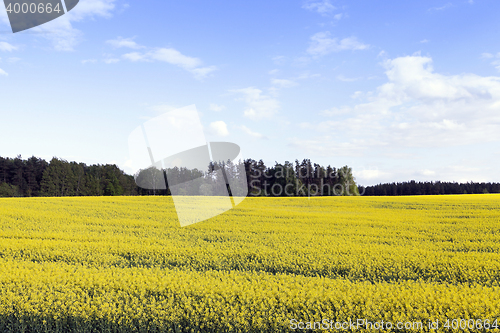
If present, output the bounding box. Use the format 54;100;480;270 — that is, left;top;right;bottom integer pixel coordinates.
0;195;499;332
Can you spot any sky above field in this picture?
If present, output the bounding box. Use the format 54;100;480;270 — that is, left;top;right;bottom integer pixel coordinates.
1;0;499;186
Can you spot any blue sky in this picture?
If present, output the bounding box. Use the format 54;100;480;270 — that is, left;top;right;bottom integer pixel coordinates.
1;0;499;186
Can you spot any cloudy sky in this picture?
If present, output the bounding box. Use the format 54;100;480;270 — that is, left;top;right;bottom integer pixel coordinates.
1;0;499;186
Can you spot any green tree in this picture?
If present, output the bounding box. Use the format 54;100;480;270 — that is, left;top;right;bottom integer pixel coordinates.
40;158;76;196
0;183;20;197
337;165;360;196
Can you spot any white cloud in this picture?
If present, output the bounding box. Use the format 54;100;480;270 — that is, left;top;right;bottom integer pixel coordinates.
420;39;429;43
481;52;500;71
481;53;494;59
354;169;389;181
240;125;266;139
492;60;500;71
271;78;297;88
190;66;217;79
68;0;116;20
381;56;483;101
28;0;117;51
209;121;229;137
302;0;336;15
333;13;343;20
149;48;202;68
378;50;389;59
419;169;436;177
81;59;97;64
0;68;7;76
106;37;144;49
103;58;120;64
47;28;84;52
209;104;225;112
350;91;365;99
429;3;452;11
307;32;369;56
122;47;216;79
122;52;147;62
298;55;500;156
288;136;371;157
272;56;286;65
0;42;17;52
232;87;280;120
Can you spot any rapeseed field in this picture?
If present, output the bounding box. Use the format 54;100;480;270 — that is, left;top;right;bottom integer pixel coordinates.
0;195;499;332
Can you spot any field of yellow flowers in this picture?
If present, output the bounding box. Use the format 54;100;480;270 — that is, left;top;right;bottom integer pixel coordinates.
0;195;499;332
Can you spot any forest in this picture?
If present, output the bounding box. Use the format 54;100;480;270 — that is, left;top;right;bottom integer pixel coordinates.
0;155;498;197
0;156;137;197
359;181;500;196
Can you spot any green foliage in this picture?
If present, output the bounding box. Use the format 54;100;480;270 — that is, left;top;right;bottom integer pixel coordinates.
337;165;360;196
0;183;20;197
38;158;135;197
1;155;369;198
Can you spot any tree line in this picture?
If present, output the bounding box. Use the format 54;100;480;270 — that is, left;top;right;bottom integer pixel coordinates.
135;158;359;197
359;181;500;196
1;155;498;197
0;155;137;197
0;155;359;197
243;159;359;196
